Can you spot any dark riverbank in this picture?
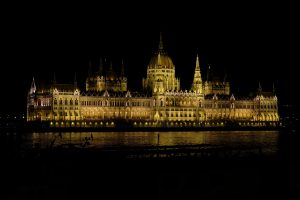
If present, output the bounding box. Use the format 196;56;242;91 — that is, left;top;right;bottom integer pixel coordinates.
1;115;299;200
1;131;300;200
1;121;284;133
2;149;300;200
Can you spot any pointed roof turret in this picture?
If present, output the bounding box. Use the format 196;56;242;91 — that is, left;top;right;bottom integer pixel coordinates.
30;77;36;94
206;65;211;81
196;54;200;70
103;90;110;97
191;54;203;93
148;32;174;69
213;93;218;100
157;52;162;65
125;90;132;98
120;59;125;77
230;93;235;101
158;32;164;51
106;61;116;80
258;81;262;93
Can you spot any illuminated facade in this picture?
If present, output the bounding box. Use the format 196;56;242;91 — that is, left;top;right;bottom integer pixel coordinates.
86;58;127;92
27;34;279;127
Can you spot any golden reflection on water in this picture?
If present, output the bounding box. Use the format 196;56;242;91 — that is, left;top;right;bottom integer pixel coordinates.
31;131;279;149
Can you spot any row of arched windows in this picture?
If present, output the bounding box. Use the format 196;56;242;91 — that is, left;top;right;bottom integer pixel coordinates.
80;100;151;107
37;98;51;106
54;99;78;105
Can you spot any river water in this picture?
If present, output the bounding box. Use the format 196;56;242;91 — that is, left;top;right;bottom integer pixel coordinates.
2;130;299;199
9;130;278;153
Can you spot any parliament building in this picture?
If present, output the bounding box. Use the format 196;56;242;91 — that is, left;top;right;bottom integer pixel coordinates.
27;34;279;128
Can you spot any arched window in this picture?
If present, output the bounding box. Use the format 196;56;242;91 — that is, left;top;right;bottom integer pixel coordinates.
59;99;63;105
160;99;163;107
54;99;57;105
70;99;73;105
75;99;78;105
65;99;68;105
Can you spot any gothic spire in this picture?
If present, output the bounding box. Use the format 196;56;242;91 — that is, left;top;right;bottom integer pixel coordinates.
157;52;161;65
223;73;227;83
158;32;164;50
196;54;200;70
192;54;203;93
258;81;262;93
206;65;211;82
121;59;125;77
30;77;36;94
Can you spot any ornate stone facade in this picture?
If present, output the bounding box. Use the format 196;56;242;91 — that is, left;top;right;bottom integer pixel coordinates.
86;58;127;92
27;34;279;127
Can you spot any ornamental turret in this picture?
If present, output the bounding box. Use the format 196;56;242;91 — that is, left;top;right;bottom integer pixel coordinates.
191;54;203;94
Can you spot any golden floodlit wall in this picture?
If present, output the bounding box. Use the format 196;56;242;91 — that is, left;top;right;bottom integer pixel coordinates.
27;34;279;126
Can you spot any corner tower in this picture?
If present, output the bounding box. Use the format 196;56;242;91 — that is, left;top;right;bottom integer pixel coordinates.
142;33;180;93
191;54;203;94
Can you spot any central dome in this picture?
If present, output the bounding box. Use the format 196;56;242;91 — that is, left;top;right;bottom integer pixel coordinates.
148;33;174;69
148;52;174;69
143;33;181;92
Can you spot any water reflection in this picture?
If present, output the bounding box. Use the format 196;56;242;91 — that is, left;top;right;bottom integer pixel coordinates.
0;131;281;159
28;131;279;150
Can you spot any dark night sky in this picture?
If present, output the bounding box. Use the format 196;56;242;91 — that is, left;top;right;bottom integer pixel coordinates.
0;2;298;114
